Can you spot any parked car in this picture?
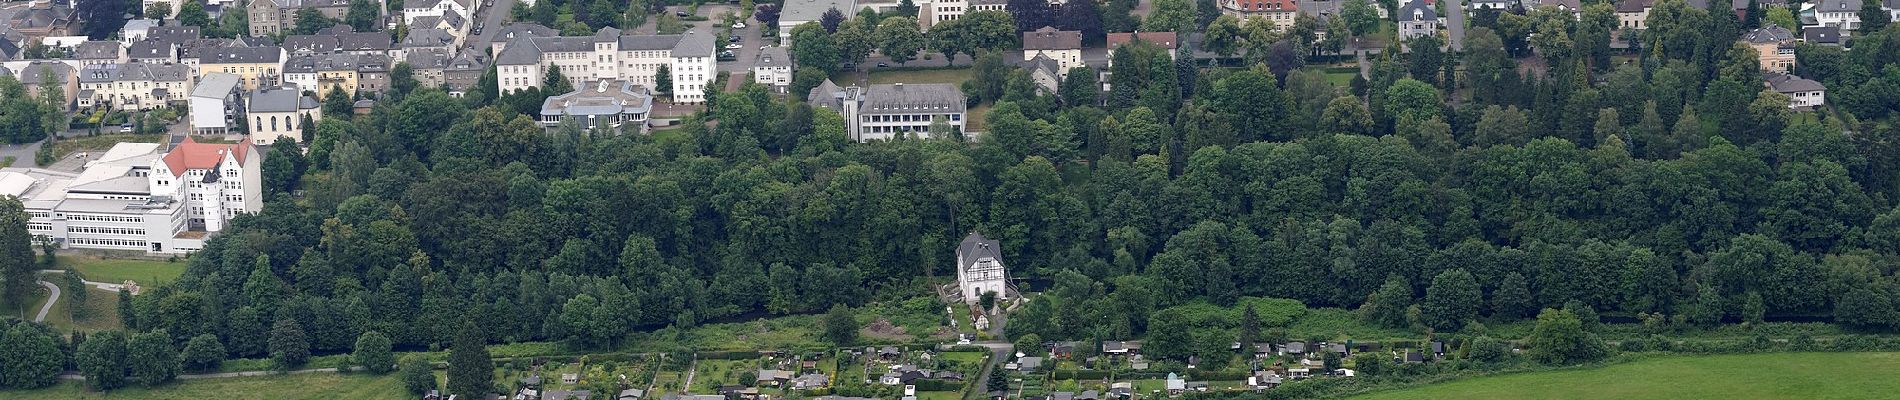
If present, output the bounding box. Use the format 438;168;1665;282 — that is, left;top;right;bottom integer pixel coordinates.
876;62;888;68
676;11;690;17
724;43;743;49
732;22;746;29
728;35;741;42
119;124;134;133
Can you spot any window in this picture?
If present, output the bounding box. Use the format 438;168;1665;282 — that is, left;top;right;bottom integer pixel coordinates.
68;238;146;247
68;226;147;235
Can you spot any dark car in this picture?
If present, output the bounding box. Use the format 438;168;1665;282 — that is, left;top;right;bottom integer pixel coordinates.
676;11;690;17
876;62;888;68
728;35;741;42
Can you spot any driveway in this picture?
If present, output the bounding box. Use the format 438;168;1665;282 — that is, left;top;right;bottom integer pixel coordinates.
32;279;57;323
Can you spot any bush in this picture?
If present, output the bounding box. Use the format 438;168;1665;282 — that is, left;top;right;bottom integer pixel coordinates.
399;355;436;395
181;334;226;372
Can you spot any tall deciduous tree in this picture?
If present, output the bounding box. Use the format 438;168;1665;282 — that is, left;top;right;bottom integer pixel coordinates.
875;17;925;64
0;323;62;389
1422;269;1480;331
0;197;33;314
354;331;395;373
127;329;180;386
180;334;225;372
268;319;310;370
76;330;128;390
823;303;858;345
1527;308;1607;364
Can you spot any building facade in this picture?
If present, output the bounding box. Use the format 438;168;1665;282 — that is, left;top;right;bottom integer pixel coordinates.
246;85;322;144
76;62;192;110
1;138;262;254
752;46;792;93
810;81;968;141
537;79;653;130
494;27;717;103
1742;26;1797;73
198;46;285;91
1021;27;1083;76
955;232;1008;305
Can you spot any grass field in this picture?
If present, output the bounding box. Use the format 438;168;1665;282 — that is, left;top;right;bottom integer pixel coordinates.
7;372;411;400
36;286;124;332
861;68;975;86
50;135;166;160
1352;352;1900;400
58;256;185;286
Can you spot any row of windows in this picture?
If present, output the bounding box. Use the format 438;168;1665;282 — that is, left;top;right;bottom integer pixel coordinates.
69;238;146;247
863;113;962;123
27;222;51;231
69;226;147;235
67;214;143;223
29;212;51;218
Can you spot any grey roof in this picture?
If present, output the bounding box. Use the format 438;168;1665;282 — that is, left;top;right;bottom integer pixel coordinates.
1616;0;1653;12
617;388;645;399
192;73;242;98
402;0;444;8
1023;26;1083;50
540;79;654;119
283;34;341;53
781;0;857;23
755;46;790;68
1743;26;1796;44
15;61;71;84
75;41;120;60
9;4;73;30
410;16;444;30
231;36;275;47
248;86;320;112
202;46;282;64
128;39;175;59
177;38;232;59
357;54;390;71
445;52;486;72
673;31;715;57
400;28;456;48
405;48;451;69
78;63;189;83
147;26;201;42
1816;0;1861;11
1021;54;1060;76
1805;26;1842;44
1764;72;1824;93
619;34;685;50
1297;0;1344;16
956;232;1003;272
1398;0;1437;21
544;390;594;400
122;19;157;34
809;79;846;109
337;32;390;51
862;83;964;114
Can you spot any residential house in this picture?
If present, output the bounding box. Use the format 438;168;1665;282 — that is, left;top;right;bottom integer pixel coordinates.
442;52;486;95
17;61;75;111
1616;0;1654;29
779;0;859;38
1397;0;1441;39
127;39;178;64
285;53;359;98
394;27;459;60
249;0;357;36
120;19;157;44
1764;72;1825;109
1165;373;1186;395
246;85;321;144
952;231;1008;303
494;27;717;103
1102;341;1142;355
189;73;244;135
1019;54;1061;94
756;369;794;386
77;62;191;110
1742;26;1797;73
8;2;75;41
1804;26;1843;46
1249;371;1285;389
809;80;968;141
404;49;451;88
73;41;125;66
790;373;829;390
1468;0;1513;10
1810;0;1862;30
1221;0;1300;30
1282;342;1308;356
199;46;285;91
537;79;654;130
402;0;476;24
1021;26;1084;76
355;54;391;94
407;9;469;39
752;46;792;93
1106;31;1179;62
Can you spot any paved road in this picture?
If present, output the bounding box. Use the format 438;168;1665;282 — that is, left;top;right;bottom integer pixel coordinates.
464;0;517;55
32;279;57;323
1444;0;1467;51
0;141;42;167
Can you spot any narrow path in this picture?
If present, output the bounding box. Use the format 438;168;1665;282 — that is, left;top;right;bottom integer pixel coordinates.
33;279;58;323
59;367;342;381
679;355;699;393
37;269;137;294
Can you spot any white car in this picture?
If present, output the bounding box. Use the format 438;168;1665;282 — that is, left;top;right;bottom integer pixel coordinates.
732;22;746;29
724;43;743;49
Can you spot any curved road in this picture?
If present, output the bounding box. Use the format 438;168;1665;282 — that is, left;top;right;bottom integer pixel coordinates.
32;279;58;323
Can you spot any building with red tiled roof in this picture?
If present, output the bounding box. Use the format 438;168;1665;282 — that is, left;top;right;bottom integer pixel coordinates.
151;137;263;234
1222;0;1300;30
0;136;263;255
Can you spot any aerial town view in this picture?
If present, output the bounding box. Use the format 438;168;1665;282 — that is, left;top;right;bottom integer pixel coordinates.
0;0;1897;398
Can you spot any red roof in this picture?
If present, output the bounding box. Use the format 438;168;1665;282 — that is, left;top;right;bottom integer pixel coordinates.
1231;0;1298;11
1106;32;1179;50
161;136;251;177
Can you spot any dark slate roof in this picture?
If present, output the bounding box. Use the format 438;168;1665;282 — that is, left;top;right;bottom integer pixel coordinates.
755;46;790;69
337;32;391;51
1743;26;1796;43
445;52;486;72
400;28;455;48
357;53;390;71
9;4;73;30
1022;26;1083;51
74;40;120;60
128;39;175;59
619;34;685;50
673;31;715;57
283;34;341;53
247;86;319;112
494;23;557;42
1615;0;1652;12
404;48;451;69
956;232;1003;272
177;38;233;59
78;62;190;83
202;46;282;64
1804;26;1842;44
1764;72;1824;93
15;61;71;84
1398;0;1438;21
1020;53;1060;76
1816;0;1861;11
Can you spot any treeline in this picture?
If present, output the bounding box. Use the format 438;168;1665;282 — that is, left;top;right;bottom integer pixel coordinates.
86;4;1900;399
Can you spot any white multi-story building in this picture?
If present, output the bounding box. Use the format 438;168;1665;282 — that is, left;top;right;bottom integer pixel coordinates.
1811;0;1863;30
76;62;192;110
954;232;1009;305
923;0;1007;28
1765;73;1826;109
494;27;717;103
1398;0;1441;40
1021;26;1083;76
1;139;261;254
752;46;792;93
810;80;968;141
1221;0;1300;30
401;0;474;24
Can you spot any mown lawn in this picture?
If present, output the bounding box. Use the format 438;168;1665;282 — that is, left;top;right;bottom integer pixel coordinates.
58;256;185;287
6;372;411;400
36;286;124;332
1352;352;1900;400
50;135;166;160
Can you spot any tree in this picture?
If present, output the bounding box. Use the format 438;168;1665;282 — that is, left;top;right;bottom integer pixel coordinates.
1526;308;1608;365
896;0;920;17
117;289;137;330
180;334;225;373
146;2;172;20
1468;336;1511;362
1363;275;1413;328
1835;285;1899;331
542;65;574;95
1342;0;1380;36
324;85;353;118
1059;67;1100;106
0;197;34;314
1492;272;1534;319
1353;352;1391;375
0;323;62;389
1422;269;1480;331
875;17;925;65
177;1;211;29
823;303;858;345
293;8;339;35
76;330;128;390
268;319;310;370
1143;0;1194;32
654;65;672;96
354;331;395;374
446;319;493;398
820;8;846;32
1408;34;1445;85
1203;15;1243;60
1861;2;1891;33
789;23;841;73
127;329;180;386
346;0;381;32
400;354;437;395
390;63;418;100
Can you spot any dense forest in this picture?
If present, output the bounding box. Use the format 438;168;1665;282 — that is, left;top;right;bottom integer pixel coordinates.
0;1;1890;392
